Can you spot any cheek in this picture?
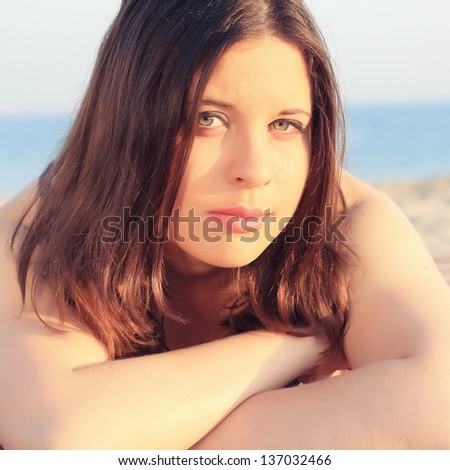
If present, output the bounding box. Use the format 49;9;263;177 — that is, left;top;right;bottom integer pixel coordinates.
276;140;310;207
176;139;221;204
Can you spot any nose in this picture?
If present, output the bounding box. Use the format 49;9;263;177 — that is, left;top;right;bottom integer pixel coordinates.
226;126;272;188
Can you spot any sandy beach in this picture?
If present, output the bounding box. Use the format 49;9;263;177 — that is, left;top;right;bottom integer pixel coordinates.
1;176;449;284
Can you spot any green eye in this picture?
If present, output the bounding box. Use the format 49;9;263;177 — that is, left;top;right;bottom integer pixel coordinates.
198;112;228;127
199;114;215;127
271;119;303;134
273;120;290;131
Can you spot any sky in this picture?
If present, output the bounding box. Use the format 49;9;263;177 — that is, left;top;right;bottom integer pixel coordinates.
1;0;449;116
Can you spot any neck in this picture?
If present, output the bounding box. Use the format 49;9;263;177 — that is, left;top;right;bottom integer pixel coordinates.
161;244;235;349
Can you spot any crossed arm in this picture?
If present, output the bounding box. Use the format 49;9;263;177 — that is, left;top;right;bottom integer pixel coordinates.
1;176;449;449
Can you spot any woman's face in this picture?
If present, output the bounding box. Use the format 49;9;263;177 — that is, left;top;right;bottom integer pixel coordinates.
168;36;312;272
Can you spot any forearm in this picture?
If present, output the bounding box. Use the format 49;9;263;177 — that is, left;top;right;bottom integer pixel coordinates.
37;333;321;450
193;356;450;449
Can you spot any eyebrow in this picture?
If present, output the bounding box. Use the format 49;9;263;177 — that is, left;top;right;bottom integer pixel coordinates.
201;99;312;118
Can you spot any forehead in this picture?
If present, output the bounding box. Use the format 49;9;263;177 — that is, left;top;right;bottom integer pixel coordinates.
202;36;312;113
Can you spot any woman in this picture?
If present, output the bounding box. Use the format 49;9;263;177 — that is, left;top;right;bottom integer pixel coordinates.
0;0;449;449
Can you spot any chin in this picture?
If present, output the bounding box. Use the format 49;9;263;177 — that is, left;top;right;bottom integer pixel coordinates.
178;239;270;269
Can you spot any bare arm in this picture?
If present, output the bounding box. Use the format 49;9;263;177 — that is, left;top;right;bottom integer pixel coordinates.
0;317;322;450
0;182;324;450
193;175;450;449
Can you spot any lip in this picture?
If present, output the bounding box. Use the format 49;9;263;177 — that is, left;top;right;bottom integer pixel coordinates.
209;206;269;218
208;207;273;234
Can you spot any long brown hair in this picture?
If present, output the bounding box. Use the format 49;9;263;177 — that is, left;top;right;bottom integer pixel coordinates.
13;0;351;364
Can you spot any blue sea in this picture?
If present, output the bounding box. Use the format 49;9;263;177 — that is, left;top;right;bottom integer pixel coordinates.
1;104;449;197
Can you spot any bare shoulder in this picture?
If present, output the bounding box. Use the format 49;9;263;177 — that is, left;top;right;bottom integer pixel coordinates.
0;179;39;228
340;170;443;278
340;170;396;213
0;179;106;341
0;180;40;314
339;171;450;368
340;170;442;273
0;182;107;448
